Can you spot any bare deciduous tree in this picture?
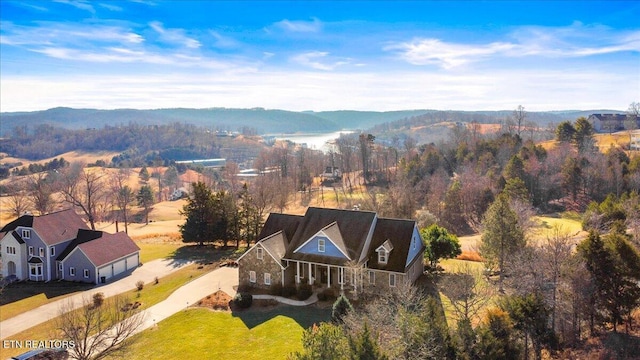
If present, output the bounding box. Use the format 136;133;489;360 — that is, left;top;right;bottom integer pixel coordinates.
439;262;494;323
513;105;527;137
6;180;31;218
27;172;57;215
56;295;145;360
110;169;135;234
59;163;106;230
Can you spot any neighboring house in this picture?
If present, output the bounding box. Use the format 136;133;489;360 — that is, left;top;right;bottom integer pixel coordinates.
238;207;425;295
0;209;140;284
588;114;640;133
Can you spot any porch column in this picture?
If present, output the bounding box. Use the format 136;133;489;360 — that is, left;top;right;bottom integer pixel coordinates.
340;267;344;291
308;262;313;285
296;261;300;284
327;265;331;287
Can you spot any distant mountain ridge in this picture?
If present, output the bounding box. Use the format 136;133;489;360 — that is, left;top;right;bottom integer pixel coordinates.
0;107;625;137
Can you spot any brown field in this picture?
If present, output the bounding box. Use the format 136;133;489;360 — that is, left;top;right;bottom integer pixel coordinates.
0;150;119;170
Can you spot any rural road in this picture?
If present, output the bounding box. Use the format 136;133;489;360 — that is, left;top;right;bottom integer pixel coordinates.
0;258;193;340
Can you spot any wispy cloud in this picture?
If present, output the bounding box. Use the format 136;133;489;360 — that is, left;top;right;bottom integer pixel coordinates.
0;22;143;46
387;23;640;69
53;0;95;14
99;3;123;11
274;18;322;33
291;51;350;71
210;31;238;48
149;21;200;49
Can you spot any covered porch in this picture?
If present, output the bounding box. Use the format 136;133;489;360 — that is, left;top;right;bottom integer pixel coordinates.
288;260;364;293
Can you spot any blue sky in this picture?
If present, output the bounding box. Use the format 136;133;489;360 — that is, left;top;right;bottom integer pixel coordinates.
1;1;638;112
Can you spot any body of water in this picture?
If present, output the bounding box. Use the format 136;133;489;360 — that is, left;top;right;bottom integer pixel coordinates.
269;130;355;151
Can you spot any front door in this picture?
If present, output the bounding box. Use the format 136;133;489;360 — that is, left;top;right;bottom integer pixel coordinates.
319;267;328;284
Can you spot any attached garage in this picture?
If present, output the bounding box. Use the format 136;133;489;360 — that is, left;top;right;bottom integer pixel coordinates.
57;229;140;284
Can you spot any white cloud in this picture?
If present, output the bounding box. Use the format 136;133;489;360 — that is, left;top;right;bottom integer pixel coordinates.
149;21;201;49
385;39;515;68
209;31;238;48
291;51;350;71
99;3;123;11
53;0;95;14
0;22;143;46
387;23;640;69
274;18;322;33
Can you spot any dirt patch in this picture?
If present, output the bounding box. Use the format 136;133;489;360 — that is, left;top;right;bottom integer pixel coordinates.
195;290;232;311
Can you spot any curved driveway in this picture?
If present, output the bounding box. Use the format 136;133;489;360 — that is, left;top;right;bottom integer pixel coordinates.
0;258;196;340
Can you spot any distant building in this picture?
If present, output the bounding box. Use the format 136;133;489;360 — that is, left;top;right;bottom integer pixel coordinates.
588;114;640;133
174;158;227;168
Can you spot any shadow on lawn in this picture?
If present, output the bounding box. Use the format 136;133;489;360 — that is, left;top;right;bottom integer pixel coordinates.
231;304;331;330
0;281;94;306
164;245;244;268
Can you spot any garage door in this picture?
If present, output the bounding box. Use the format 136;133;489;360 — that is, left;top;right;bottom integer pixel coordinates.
99;265;113;281
126;254;139;270
113;259;126;276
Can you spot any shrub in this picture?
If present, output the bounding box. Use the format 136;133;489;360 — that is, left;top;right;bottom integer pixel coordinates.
135;280;144;291
234;293;253;309
269;282;283;296
154;276;159;285
332;294;353;323
317;288;336;301
92;292;105;308
297;283;313;301
282;284;297;298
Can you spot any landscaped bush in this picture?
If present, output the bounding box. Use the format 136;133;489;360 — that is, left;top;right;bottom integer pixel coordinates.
317;288;336;302
136;280;144;291
234;293;253;309
297;283;313;301
332;294;353;323
269;283;283;296
282;284;297;298
92;292;105;308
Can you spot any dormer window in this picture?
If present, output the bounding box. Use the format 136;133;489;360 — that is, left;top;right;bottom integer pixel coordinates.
22;229;31;239
376;239;393;265
256;247;263;260
318;239;325;253
378;249;387;264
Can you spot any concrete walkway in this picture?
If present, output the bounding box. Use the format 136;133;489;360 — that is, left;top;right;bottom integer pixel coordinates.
131;266;238;336
253;293;318;306
0;258;192;340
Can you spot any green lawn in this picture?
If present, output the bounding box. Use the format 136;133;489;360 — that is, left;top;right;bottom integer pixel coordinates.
122;306;331;360
0;282;93;321
0;264;215;359
137;242;184;264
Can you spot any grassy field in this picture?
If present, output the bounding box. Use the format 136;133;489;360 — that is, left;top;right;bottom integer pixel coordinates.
121;306;331;360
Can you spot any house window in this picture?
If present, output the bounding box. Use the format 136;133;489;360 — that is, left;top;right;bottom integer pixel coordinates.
318;239;325;253
22;229;31;239
51;247;56;257
378;250;387;264
264;273;271;285
249;271;256;283
84;269;90;278
58;263;63;273
369;271;375;285
389;274;396;287
30;264;42;276
6;246;16;254
70;267;76;276
39;247;44;257
29;246;34;256
256;247;263;260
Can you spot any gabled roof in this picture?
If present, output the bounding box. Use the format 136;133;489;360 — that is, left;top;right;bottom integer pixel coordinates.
58;229;140;267
238;230;289;269
367;218;421;273
376;239;394;253
293;222;352;260
258;213;303;241
284;207;376;266
10;231;25;244
0;209;89;246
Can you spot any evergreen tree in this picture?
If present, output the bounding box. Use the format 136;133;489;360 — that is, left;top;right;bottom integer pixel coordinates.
179;182;215;245
480;194;525;292
136;184;154;225
292;323;349;360
348;323;388;360
139;166;150;182
555;121;576;142
573;117;595;153
500;293;556;360
420;224;462;268
332;294;354;323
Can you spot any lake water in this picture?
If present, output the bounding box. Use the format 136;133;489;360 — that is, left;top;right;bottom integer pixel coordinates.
270;130;355;151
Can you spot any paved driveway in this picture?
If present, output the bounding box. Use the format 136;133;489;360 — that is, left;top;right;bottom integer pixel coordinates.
0;258;192;340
